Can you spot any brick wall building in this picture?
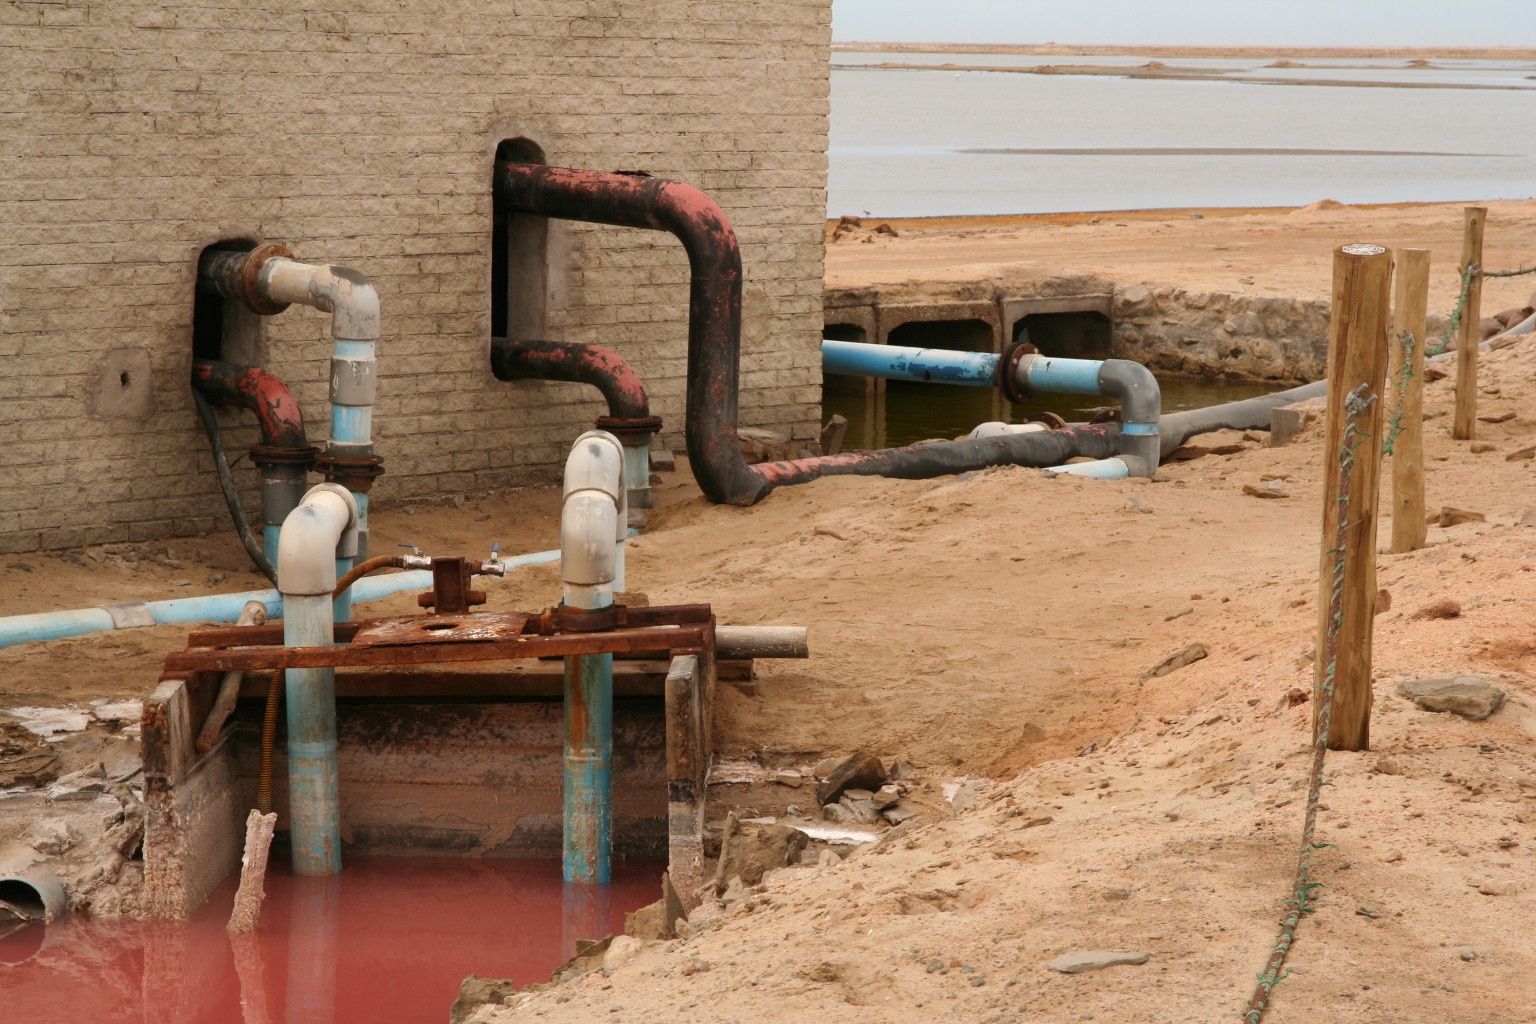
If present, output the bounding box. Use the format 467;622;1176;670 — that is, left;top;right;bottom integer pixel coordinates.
0;0;831;553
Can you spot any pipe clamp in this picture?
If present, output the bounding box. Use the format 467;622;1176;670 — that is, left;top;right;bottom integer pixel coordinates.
100;602;155;629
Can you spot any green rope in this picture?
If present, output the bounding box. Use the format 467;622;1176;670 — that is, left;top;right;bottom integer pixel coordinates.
1483;263;1536;279
1425;259;1536;358
1381;330;1416;456
1426;264;1477;358
1244;384;1375;1024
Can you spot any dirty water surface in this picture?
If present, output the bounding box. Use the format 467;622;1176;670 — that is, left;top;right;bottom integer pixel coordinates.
2;856;661;1024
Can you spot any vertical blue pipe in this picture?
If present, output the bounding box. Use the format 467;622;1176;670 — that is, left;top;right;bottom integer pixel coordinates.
284;592;341;875
262;524;281;568
563;601;613;885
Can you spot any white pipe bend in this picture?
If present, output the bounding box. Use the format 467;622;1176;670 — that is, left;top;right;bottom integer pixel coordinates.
277;483;360;596
259;258;381;342
561;431;627;609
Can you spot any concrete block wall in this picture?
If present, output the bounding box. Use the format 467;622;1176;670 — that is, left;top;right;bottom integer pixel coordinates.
0;0;831;553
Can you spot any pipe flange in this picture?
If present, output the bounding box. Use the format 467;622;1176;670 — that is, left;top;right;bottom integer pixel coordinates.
249;443;320;469
1024;411;1068;431
1089;409;1123;425
239;244;296;316
315;452;385;493
998;340;1038;406
594;415;664;446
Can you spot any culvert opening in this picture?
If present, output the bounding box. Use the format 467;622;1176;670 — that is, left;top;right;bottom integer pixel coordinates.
1013;310;1112;360
0;879;46;921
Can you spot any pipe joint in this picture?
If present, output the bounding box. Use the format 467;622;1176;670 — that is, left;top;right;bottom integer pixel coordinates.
277;484;360;596
259;259;381;342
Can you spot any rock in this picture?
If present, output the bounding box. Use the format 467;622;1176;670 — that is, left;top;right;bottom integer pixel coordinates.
946;778;986;812
1123;494;1152;513
451;976;518;1023
6;706;92;739
648;448;676;472
1046;950;1150;974
1460;949;1477;962
838;790;880;823
1493;306;1532;328
1470;442;1498;454
811;755;843;779
1428;506;1485;528
48;763;108;800
0;724;60;788
713;817;808;894
1397;676;1505;720
1141;642;1208;680
1505;445;1536;462
822;802;857;824
1242;482;1287;499
1164;607;1192;621
1424;365;1449;382
1373;756;1403;776
1478;410;1516;424
737;428;797;465
602;935;645;972
1480;317;1503;340
871;784;901;810
1411;598;1461;620
815;752;886;806
1375;588;1392;614
1270;398;1325;446
625;872;686;940
773;769;803;788
21;818;76;857
882;802;918;826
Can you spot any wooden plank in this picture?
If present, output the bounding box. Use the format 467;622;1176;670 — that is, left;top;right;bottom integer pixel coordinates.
1313;243;1392;751
1452;207;1486;440
1388;248;1430;553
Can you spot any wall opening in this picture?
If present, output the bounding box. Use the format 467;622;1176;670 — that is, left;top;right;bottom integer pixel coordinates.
820;322;869;397
192;240;262;364
491;138;549;340
1012;311;1112;361
888;318;994;353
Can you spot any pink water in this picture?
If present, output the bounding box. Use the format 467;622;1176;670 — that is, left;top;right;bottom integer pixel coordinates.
0;857;662;1024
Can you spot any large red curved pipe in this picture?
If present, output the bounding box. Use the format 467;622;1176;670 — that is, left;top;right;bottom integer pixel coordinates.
191;359;310;451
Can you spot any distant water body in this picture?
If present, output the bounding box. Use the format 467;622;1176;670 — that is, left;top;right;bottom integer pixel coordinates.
829;52;1536;217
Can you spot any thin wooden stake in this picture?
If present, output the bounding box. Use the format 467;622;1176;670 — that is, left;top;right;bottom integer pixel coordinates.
1389;248;1430;553
1314;243;1391;751
1452;207;1485;440
227;809;278;934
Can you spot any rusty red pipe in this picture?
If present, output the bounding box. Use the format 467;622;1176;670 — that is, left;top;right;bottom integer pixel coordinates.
490;337;654;422
191;359;318;563
493;163;1141;503
494;162;766;505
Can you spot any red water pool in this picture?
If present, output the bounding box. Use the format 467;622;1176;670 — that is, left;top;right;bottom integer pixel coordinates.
1;857;662;1024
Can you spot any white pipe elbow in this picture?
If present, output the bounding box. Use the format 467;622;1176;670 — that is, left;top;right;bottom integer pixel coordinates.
561;491;619;588
277;484;360;596
259;258;381;342
564;431;627;542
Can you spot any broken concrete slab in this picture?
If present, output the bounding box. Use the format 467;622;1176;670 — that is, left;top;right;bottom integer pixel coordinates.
713;817;808;894
1397;677;1506;720
1270;397;1326;446
1046;950;1151;974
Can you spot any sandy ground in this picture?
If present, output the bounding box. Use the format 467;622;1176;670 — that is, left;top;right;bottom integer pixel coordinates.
826;199;1536;319
4;201;1536;1021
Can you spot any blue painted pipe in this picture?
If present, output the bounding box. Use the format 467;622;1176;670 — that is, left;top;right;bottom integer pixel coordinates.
284;592;342;875
0;548;562;648
1019;355;1105;395
821;339;999;387
563;643;614;885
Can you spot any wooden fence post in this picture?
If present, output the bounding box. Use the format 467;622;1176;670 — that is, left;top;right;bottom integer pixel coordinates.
1452;207;1485;440
1389;248;1430;553
1314;243;1391;751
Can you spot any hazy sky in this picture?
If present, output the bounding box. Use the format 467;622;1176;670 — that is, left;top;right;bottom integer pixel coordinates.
832;0;1536;48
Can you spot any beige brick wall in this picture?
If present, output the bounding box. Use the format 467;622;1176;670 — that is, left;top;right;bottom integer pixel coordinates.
0;0;831;553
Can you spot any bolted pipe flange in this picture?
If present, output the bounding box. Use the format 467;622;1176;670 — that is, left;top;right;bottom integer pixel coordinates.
314;452;385;493
249;443;319;470
998;340;1039;406
543;603;625;634
237;244;296;316
1024;410;1068;430
593;414;663;447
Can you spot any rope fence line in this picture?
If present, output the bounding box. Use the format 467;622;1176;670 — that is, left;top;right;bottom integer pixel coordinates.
1425;260;1536;357
1381;329;1415;456
1243;383;1376;1024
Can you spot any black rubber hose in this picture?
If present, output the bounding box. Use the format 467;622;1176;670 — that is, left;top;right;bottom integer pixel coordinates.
192;388;279;585
1158;380;1327;457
